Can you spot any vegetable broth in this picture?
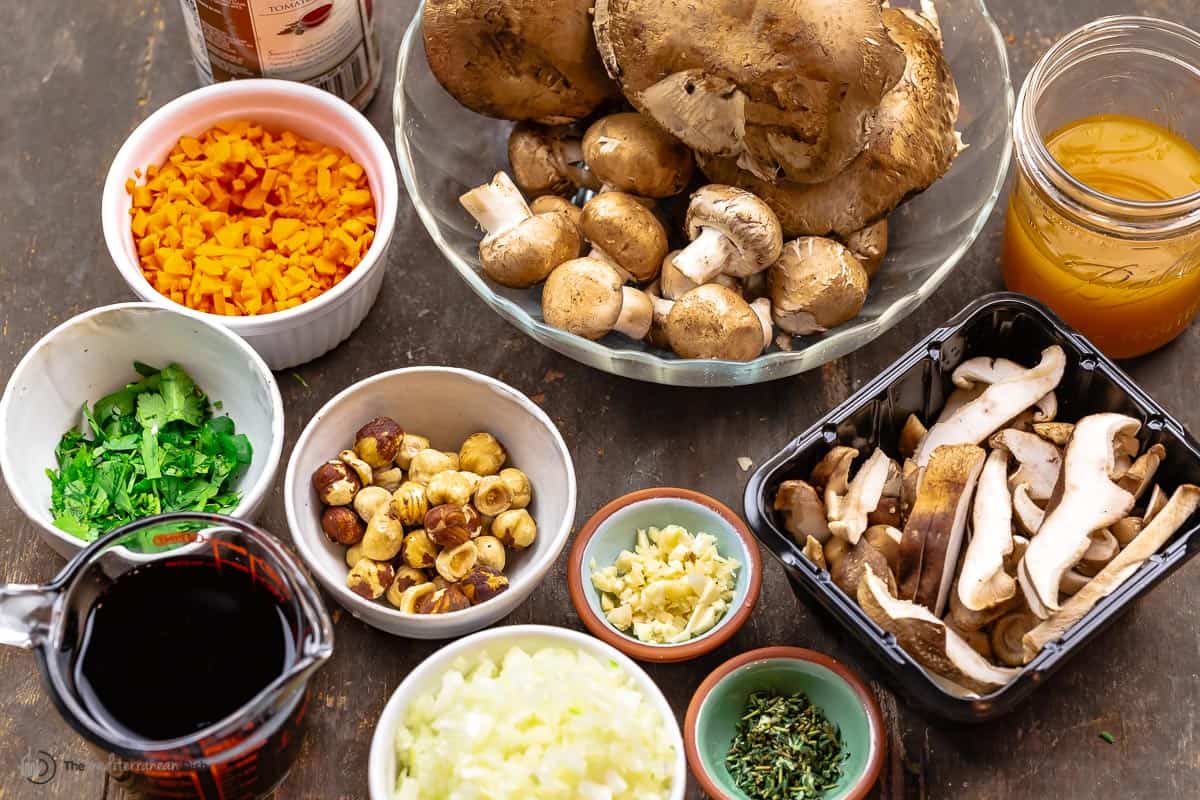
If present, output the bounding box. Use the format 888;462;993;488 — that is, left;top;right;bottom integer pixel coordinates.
1002;114;1200;358
73;559;293;741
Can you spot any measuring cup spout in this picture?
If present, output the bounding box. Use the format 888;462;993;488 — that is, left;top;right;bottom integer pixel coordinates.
0;584;57;649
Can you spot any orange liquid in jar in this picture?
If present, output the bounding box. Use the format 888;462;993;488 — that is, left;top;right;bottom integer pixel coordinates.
1002;114;1200;358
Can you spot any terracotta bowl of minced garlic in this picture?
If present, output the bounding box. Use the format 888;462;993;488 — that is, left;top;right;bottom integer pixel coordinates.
567;487;762;662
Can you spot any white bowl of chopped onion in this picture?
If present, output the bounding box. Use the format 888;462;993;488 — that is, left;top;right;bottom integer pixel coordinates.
367;624;687;800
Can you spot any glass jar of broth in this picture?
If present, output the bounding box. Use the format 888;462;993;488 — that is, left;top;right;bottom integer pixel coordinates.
1002;16;1200;358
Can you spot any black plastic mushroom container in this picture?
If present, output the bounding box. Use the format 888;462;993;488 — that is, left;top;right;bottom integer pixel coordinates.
743;292;1200;722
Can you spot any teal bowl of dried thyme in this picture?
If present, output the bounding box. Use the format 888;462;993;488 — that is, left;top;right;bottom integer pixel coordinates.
684;647;884;800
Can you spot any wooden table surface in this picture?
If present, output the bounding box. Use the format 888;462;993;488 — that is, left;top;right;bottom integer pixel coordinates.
2;1;1199;798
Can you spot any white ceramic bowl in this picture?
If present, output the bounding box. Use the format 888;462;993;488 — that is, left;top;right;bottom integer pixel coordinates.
0;303;284;559
102;79;399;370
366;624;687;800
284;368;577;639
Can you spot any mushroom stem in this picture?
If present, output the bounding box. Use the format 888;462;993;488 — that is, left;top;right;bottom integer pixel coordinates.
614;287;654;339
749;298;773;351
672;227;740;284
459;172;532;235
588;245;635;283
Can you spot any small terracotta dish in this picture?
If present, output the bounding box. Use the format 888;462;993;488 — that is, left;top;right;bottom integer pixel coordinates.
685;647;885;800
567;487;762;662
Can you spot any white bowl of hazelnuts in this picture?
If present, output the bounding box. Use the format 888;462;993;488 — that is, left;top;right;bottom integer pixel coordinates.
283;367;577;639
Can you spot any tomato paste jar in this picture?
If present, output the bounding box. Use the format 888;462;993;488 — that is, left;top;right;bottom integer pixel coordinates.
177;0;381;110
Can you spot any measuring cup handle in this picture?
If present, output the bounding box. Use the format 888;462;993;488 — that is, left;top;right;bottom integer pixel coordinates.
0;584;56;649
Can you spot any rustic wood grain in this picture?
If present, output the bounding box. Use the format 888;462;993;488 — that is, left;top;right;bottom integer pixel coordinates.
1;1;1198;799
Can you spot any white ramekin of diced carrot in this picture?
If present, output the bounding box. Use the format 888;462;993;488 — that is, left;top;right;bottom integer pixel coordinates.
102;79;399;370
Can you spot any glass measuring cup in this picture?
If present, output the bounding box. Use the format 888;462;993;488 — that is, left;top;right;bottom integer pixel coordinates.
0;513;334;799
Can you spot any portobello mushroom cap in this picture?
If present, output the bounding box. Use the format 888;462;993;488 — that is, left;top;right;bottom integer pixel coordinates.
423;0;618;124
592;0;905;184
696;7;960;236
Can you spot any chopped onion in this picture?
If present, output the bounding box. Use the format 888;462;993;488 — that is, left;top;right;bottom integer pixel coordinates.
394;645;676;799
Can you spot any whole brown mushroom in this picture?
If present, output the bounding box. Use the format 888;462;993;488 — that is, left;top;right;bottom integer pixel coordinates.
581;113;694;198
842;218;889;278
769;238;869;335
665;284;766;361
423;0;617;124
579;192;668;284
672;185;783;285
541;258;654;341
460;172;583;289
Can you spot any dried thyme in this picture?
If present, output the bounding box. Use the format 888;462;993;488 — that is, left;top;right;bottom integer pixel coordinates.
724;689;847;800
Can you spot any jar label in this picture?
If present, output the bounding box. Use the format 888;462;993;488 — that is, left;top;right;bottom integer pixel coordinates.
177;0;380;108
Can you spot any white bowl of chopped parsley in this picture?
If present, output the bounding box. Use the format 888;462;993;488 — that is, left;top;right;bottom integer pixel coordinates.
0;303;284;558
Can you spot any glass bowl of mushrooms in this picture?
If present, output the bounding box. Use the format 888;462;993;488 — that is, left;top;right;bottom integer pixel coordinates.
394;0;1013;386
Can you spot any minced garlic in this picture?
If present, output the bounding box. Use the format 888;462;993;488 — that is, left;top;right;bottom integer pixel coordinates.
590;524;740;644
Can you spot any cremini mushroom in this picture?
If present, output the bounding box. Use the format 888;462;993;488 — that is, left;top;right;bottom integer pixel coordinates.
898;443;987;615
530;195;584;228
1023;484;1200;661
898;414;928;460
956;449;1016;611
579;192;669;283
915;346;1066;467
1117;443;1165;501
582;112;694;198
423;0;617;124
990;612;1038;668
842;219;889;278
988;428;1062;501
1012;483;1044;536
460;172;582;288
593;0;905;184
672;185;783;284
542;258;654;341
665;284;766;361
695;7;960;237
1019;413;1141;619
953;357;1058;423
508;123;576;198
827;448;891;545
773;479;831;544
833;537;897;597
859;566;1019;694
769;237;869;336
749;298;774;352
659;251;740;300
1076;528;1120;577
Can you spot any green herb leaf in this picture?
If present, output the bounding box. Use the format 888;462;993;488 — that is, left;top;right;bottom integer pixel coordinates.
1099;731;1116;744
292;371;310;388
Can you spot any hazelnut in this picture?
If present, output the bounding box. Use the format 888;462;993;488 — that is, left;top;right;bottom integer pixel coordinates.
361;509;406;561
384;566;429;607
353;486;392;523
435;541;479;582
395;433;430;469
415;585;471;614
425;504;481;548
473;475;513;516
432;575;452;590
457;471;483;493
459;433;507;476
391;481;429;527
374;467;404;493
400;529;439;569
339;449;374;486
312;460;361;506
347;558;395;600
427;471;475;506
354;416;404;469
321;506;365;546
460;566;510;604
345;543;365;568
397;581;438;614
499;468;532;509
493;509;537;549
409;449;456;485
474;535;507;572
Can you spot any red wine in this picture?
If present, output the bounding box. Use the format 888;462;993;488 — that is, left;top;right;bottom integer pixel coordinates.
74;560;294;741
